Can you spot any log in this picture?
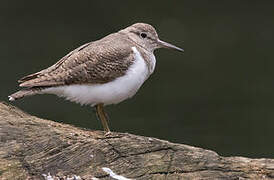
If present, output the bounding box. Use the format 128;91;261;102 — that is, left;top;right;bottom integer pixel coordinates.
0;102;274;180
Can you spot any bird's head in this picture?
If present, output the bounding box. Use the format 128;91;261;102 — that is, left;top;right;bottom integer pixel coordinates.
120;23;184;52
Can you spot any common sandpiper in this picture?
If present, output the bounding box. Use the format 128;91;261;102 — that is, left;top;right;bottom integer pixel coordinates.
9;23;184;133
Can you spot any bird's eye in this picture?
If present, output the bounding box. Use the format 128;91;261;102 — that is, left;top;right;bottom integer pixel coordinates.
140;33;147;39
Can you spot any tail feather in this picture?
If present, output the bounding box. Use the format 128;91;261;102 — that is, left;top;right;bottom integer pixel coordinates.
8;88;43;101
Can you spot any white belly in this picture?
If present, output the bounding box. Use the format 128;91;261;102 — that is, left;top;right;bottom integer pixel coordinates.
43;47;151;106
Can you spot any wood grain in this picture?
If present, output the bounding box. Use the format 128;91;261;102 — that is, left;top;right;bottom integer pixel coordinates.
0;102;273;179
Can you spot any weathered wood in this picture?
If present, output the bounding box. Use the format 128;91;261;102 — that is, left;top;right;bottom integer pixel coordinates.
0;102;273;180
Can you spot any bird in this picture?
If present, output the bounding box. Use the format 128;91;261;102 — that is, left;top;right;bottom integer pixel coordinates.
9;23;184;133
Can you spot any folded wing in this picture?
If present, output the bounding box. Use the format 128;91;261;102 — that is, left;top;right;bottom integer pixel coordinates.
19;34;135;88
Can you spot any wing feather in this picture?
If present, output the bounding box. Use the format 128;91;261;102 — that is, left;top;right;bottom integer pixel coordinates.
19;34;135;88
18;42;92;83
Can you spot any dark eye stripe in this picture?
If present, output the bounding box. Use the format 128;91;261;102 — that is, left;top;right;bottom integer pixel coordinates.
130;30;153;40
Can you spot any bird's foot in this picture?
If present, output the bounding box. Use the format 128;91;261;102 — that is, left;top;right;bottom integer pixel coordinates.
104;131;112;136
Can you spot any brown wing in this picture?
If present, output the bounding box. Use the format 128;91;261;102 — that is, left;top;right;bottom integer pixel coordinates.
18;42;92;83
19;33;135;88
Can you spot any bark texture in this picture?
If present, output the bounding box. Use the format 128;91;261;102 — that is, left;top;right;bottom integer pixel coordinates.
0;102;274;180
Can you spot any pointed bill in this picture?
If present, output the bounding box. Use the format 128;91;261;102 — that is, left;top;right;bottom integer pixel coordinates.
158;40;184;52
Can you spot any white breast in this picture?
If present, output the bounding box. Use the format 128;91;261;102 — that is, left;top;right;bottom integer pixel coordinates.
43;47;151;106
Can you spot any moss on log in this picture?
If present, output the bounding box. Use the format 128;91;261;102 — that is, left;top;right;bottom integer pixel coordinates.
0;102;274;179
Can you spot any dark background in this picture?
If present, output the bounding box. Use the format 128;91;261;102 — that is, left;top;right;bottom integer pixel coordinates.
1;1;274;158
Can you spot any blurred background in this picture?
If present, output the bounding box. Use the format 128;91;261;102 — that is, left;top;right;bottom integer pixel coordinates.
1;1;274;158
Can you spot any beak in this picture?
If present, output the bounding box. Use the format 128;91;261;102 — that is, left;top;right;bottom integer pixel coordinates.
158;39;184;52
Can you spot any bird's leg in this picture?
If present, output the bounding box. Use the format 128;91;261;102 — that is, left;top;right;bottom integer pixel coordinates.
95;103;111;133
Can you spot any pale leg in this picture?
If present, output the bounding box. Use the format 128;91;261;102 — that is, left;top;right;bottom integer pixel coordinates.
95;103;111;133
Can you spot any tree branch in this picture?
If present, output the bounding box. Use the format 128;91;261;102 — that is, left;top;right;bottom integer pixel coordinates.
0;102;273;179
